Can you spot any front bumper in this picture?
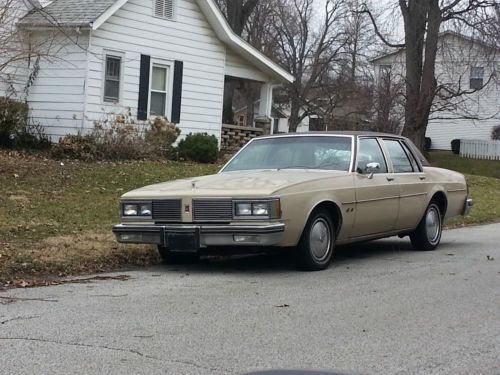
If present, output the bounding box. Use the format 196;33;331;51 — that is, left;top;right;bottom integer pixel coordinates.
463;198;473;216
112;223;285;249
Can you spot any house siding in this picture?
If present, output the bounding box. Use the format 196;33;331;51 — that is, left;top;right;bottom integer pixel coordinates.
373;34;500;150
85;0;227;138
26;31;89;140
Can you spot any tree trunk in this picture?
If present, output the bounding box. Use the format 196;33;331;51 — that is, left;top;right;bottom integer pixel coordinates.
288;97;301;132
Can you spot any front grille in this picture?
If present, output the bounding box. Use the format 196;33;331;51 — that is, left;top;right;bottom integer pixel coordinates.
152;199;182;221
193;199;233;222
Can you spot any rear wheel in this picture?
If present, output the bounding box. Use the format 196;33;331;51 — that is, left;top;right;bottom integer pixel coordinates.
410;202;442;251
157;246;199;264
295;208;335;271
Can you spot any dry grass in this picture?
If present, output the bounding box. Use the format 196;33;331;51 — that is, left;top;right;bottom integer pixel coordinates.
0;150;219;284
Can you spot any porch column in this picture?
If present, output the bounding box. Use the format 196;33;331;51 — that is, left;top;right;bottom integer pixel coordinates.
255;82;273;134
258;82;273;118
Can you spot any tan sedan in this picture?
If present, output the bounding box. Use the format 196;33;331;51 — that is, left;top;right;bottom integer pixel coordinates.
113;132;473;271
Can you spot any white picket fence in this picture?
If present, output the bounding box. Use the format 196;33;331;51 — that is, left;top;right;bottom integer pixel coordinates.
460;139;500;160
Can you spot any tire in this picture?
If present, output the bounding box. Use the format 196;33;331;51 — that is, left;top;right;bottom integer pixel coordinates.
157;246;199;264
410;202;443;251
295;208;335;271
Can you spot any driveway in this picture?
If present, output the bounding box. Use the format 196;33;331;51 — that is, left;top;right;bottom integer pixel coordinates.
1;224;499;375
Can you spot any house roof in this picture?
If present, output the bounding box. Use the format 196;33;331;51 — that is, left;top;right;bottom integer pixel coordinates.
19;0;117;28
18;0;294;84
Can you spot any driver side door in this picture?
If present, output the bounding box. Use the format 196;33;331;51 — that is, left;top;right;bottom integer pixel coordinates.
351;137;399;238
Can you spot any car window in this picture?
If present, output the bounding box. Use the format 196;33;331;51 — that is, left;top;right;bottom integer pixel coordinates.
222;136;353;172
401;141;420;172
384;139;414;173
357;138;388;174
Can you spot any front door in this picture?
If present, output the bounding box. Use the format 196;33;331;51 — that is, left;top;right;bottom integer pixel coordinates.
352;138;399;237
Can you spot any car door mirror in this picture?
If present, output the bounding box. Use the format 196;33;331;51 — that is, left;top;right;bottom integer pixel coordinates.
362;162;380;179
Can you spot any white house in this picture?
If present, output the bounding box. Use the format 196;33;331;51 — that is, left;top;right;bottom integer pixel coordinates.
1;0;293;141
372;32;500;150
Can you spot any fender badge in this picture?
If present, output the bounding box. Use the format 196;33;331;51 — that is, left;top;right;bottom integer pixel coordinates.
191;181;196;189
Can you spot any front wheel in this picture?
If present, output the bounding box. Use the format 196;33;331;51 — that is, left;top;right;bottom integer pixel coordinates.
410;202;443;251
157;246;199;264
295;208;335;271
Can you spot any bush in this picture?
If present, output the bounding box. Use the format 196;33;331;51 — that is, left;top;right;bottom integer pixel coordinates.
0;98;50;149
177;133;219;163
424;137;432;151
50;114;180;161
491;125;500;141
144;117;181;157
0;98;29;147
451;139;461;154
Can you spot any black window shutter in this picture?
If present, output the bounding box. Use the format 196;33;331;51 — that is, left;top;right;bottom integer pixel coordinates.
137;54;150;121
171;60;183;123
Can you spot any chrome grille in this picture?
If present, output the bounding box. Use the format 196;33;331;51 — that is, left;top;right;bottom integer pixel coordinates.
152;199;182;221
193;199;233;222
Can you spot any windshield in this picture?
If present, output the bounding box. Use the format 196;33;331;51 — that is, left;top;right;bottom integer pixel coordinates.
222;136;353;172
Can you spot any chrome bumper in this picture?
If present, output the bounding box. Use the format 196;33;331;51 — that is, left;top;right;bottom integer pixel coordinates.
112;223;285;249
463;198;473;216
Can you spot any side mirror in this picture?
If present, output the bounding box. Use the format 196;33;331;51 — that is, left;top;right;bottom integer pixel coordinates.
364;162;380;179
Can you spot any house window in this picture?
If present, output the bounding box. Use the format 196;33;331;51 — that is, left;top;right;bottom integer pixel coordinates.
470;66;484;90
154;0;174;19
150;64;170;117
104;55;121;102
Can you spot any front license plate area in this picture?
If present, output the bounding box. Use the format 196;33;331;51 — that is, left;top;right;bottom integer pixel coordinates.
166;231;199;252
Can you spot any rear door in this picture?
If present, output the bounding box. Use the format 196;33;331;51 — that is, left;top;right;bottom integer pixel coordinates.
381;138;429;230
352;137;400;237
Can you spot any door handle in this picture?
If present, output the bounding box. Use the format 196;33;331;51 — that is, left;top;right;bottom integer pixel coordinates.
386;176;395;181
419;176;426;180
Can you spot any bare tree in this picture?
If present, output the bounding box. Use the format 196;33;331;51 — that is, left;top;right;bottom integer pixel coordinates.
272;0;347;132
361;0;498;151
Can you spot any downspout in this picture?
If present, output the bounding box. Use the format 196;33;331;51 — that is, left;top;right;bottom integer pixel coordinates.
81;27;92;132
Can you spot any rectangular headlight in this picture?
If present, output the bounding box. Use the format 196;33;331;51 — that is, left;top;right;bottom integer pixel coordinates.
123;204;138;216
233;199;280;219
122;202;152;217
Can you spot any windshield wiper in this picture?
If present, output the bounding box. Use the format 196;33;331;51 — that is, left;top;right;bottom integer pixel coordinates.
277;165;313;170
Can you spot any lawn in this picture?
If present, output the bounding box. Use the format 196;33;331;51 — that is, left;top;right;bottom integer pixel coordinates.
0;151;219;283
429;151;500;179
0;150;498;284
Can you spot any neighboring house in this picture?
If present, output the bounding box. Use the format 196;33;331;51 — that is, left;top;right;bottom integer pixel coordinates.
372;31;500;150
1;0;293;141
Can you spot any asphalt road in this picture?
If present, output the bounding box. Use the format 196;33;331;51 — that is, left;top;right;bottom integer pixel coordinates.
1;224;499;375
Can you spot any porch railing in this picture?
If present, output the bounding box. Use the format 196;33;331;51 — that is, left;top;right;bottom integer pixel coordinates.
460;139;500;160
221;124;264;153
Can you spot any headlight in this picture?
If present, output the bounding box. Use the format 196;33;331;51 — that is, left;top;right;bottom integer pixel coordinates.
252;203;269;216
234;200;280;219
122;202;152;217
123;204;138;216
235;203;252;216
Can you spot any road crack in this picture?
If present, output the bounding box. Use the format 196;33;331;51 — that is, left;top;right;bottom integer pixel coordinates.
0;337;231;373
1;316;40;325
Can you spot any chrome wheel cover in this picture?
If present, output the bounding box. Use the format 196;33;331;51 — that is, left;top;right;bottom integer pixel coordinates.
309;218;332;261
426;206;441;244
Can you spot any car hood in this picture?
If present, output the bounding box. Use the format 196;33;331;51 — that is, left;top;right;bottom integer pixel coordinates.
122;169;347;199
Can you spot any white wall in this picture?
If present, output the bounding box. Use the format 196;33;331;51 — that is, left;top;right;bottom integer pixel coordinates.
373;34;500;150
85;0;227;139
26;31;89;140
0;0;33;99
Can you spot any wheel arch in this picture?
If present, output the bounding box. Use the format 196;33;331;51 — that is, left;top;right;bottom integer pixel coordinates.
430;191;448;217
306;200;343;236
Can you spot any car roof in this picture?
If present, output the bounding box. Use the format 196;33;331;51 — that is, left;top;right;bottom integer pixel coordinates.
258;131;403;138
254;131;430;166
